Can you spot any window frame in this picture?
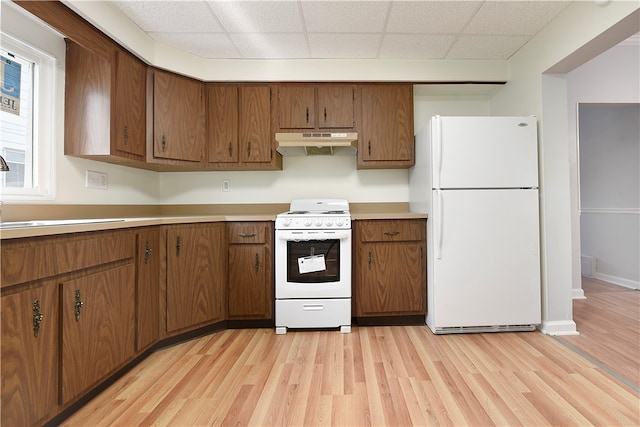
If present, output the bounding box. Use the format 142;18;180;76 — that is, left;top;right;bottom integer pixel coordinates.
0;31;56;200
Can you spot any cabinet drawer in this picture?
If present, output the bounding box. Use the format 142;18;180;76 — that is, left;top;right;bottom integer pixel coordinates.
1;230;135;288
228;222;267;244
357;220;425;242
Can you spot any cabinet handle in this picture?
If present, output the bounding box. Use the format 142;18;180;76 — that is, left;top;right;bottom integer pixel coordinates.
32;299;44;337
239;232;256;238
144;240;152;264
383;230;400;236
368;140;371;156
228;142;233;158
74;289;83;322
324;107;327;123
123;125;129;145
368;251;372;270
255;253;260;271
176;236;181;257
306;107;309;123
162;135;167;151
247;141;251;157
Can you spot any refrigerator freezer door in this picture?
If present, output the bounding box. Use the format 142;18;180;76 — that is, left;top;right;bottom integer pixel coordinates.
433;116;538;189
429;188;541;330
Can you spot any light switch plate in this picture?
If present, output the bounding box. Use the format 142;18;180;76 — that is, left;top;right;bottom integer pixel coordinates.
222;179;230;192
86;170;108;190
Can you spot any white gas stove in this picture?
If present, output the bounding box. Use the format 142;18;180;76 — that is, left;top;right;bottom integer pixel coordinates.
274;199;352;334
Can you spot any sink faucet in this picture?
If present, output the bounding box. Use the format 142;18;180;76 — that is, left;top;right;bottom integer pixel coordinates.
0;155;9;172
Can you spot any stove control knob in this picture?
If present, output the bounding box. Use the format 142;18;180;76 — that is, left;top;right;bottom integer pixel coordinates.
315;218;323;226
282;218;291;227
336;218;344;226
325;218;333;226
303;218;312;227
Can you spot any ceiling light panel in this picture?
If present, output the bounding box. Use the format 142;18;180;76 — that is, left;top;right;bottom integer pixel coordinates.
301;1;391;33
385;1;481;34
207;1;304;33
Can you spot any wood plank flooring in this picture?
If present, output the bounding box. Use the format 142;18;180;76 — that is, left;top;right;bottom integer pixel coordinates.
558;277;640;388
62;321;639;426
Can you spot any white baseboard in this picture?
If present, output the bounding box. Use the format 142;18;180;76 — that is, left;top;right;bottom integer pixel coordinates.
539;320;578;336
572;288;586;300
594;272;640;290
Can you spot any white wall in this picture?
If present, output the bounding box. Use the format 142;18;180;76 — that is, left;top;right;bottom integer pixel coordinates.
578;104;639;289
566;43;640;294
488;1;639;335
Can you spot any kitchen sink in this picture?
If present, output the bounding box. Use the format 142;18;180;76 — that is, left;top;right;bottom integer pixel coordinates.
0;219;125;229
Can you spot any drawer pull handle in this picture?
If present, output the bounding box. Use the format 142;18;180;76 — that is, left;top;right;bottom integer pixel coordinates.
303;304;324;311
176;236;181;257
255;253;260;271
384;230;400;236
239;232;256;238
144;240;152;264
74;289;84;322
33;299;44;337
123;125;129;145
368;251;372;270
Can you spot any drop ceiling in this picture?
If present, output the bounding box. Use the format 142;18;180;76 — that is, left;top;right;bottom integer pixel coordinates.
107;0;574;60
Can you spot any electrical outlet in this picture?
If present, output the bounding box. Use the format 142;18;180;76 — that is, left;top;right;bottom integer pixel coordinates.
86;170;108;190
222;179;230;192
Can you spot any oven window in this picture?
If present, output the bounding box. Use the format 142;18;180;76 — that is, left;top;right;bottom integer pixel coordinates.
287;239;340;283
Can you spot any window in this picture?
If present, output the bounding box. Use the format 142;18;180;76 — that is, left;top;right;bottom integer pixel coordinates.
0;31;55;199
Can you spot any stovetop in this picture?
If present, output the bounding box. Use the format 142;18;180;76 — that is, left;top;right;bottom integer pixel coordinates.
276;199;351;230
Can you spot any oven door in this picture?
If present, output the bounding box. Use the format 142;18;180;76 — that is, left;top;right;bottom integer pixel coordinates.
275;229;351;299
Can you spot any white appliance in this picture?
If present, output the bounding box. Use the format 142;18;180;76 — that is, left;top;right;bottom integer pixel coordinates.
274;199;352;334
409;116;541;334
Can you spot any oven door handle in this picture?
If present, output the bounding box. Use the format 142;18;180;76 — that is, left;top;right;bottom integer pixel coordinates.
276;230;351;241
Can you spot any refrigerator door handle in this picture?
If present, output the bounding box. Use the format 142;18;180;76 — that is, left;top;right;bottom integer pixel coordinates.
433;116;443;188
435;189;443;259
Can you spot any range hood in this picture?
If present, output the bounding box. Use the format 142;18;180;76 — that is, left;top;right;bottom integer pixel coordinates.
275;132;358;156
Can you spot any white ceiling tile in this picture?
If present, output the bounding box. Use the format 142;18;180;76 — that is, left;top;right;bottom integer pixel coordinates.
230;33;310;58
112;1;223;33
386;1;480;34
207;1;304;33
301;1;390;33
379;34;456;59
465;1;571;36
150;32;240;58
308;34;382;59
447;35;531;60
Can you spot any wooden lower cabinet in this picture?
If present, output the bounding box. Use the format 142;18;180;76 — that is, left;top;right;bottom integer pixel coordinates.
355;219;426;317
60;264;136;404
227;222;274;321
165;223;227;334
1;281;59;427
136;227;160;351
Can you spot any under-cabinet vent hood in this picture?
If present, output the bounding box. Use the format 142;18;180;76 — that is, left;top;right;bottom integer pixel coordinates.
275;132;358;156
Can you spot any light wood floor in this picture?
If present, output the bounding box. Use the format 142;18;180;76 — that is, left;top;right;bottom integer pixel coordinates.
558;276;640;388
62;309;639;426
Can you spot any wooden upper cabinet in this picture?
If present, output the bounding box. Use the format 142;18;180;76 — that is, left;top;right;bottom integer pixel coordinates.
207;85;239;163
277;84;355;130
150;69;205;166
359;84;414;169
64;41;146;164
206;84;280;169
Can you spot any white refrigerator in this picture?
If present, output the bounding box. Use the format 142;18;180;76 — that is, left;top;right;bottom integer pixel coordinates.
409;116;541;334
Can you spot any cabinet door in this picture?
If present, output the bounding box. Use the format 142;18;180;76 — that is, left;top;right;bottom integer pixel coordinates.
240;86;273;163
166;224;226;333
228;245;271;319
153;70;204;163
356;242;425;316
60;264;136;404
137;228;159;351
318;85;354;129
113;48;146;158
1;282;58;427
207;84;239;163
360;85;413;167
278;85;315;129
